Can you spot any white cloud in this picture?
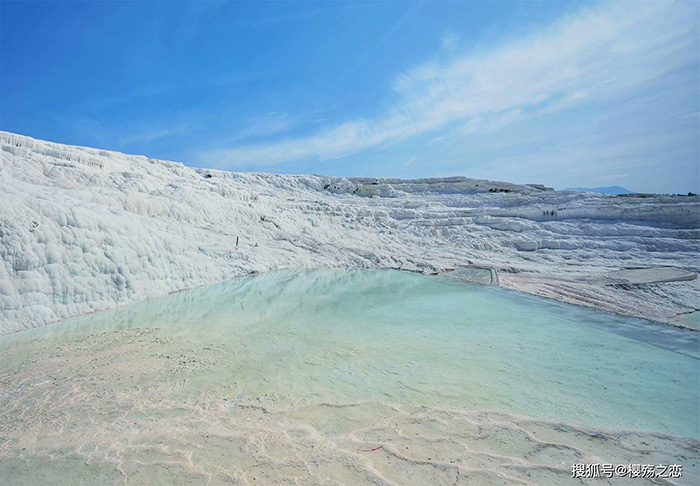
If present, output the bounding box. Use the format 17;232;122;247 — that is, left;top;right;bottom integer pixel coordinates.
458;109;524;136
200;1;697;169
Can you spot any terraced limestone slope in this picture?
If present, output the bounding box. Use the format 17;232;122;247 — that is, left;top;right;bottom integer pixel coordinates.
1;131;698;334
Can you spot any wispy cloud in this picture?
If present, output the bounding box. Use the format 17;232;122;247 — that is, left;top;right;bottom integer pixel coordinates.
83;72;270;112
402;155;418;167
226;112;308;145
458;109;524;136
199;1;697;169
441;31;460;51
377;1;426;48
475;124;696;191
174;0;225;51
45;112;192;149
119;123;190;147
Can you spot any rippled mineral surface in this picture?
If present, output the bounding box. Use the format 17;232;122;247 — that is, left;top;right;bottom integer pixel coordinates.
1;270;698;485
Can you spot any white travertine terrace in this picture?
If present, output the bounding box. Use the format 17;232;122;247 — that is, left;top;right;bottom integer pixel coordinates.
1;131;698;334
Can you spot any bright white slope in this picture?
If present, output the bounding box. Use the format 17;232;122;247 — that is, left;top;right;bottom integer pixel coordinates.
1;131;698;335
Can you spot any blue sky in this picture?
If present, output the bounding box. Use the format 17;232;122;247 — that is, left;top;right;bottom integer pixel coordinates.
1;1;698;193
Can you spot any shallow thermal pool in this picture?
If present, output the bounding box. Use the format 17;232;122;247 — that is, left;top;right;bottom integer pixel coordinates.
1;269;698;485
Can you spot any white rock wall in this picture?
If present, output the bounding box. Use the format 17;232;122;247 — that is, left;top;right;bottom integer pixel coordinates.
1;131;698;334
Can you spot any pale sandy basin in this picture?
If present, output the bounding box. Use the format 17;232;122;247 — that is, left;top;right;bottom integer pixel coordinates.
1;270;698;485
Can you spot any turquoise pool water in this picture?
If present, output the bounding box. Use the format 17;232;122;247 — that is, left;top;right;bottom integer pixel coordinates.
2;269;698;439
680;311;700;329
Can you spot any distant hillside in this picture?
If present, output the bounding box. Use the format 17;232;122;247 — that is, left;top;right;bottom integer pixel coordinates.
564;186;634;194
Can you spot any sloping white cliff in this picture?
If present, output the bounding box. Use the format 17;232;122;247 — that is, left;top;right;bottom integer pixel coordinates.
1;131;698;334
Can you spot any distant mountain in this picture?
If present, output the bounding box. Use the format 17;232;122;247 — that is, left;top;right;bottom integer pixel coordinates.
563;186;634;194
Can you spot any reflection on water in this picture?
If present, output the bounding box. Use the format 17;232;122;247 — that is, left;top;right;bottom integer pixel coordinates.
680;311;700;330
2;269;697;439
